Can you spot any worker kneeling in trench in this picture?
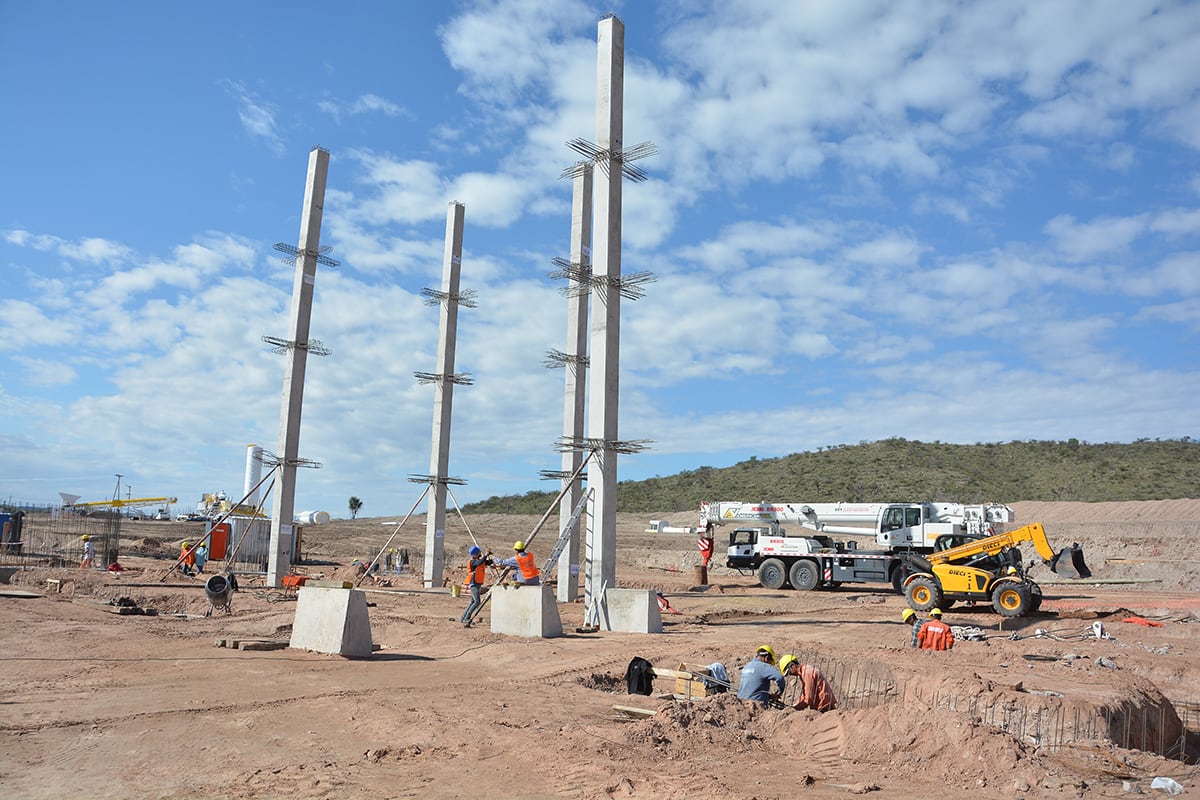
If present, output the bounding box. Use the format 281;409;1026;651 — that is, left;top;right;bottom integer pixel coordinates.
778;654;837;712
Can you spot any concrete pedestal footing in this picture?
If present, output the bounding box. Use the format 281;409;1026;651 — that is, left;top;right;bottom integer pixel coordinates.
601;588;663;633
289;586;373;657
490;584;563;638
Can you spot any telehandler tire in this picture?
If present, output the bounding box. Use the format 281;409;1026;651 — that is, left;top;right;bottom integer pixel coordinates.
758;558;787;590
788;559;820;591
1028;581;1043;612
991;581;1032;617
905;576;941;612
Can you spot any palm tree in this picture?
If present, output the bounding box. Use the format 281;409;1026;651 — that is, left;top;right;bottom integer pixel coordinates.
348;496;363;520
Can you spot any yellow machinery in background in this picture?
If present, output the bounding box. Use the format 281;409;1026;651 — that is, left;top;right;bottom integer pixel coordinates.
902;522;1091;617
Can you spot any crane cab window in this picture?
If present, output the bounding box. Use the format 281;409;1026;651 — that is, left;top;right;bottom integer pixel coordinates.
882;506;924;531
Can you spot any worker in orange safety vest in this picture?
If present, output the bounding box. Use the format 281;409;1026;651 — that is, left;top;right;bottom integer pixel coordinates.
917;608;954;651
459;545;493;627
180;541;196;576
493;540;540;585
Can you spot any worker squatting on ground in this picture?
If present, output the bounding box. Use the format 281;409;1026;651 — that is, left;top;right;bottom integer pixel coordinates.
901;607;923;647
460;545;493;627
737;644;784;706
917;608;954;650
493;540;540;586
79;535;94;569
778;654;838;712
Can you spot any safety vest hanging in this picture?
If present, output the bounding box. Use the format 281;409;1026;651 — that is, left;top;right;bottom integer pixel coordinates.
515;551;540;581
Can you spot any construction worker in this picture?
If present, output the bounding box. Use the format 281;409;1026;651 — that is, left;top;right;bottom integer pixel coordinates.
493;540;540;585
194;541;209;575
180;541;196;576
901;607;922;647
778;654;837;712
736;644;784;706
917;608;954;651
459;545;492;627
79;535;94;569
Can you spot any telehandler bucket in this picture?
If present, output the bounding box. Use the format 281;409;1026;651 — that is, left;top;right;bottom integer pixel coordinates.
1049;542;1091;580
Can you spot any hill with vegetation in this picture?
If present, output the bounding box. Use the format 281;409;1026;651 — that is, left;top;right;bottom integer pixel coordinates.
462;438;1200;515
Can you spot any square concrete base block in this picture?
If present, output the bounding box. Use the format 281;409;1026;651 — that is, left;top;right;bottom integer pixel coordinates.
601;588;663;634
289;586;374;658
490;584;563;638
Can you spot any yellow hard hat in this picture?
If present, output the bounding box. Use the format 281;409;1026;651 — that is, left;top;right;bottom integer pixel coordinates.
901;608;916;622
81;535;90;541
182;541;190;548
513;540;526;551
755;644;777;664
1006;566;1018;575
778;654;798;674
930;608;943;617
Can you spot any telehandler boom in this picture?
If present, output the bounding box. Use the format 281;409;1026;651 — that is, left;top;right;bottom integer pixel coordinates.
903;523;1091;617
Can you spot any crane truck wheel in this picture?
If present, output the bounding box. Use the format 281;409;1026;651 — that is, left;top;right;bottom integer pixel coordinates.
905;576;941;612
757;558;788;590
788;559;820;591
991;582;1032;617
890;567;906;595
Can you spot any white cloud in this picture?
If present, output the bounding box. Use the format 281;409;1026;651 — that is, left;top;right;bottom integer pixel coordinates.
1044;213;1150;262
1150;208;1200;236
842;233;923;267
4;229;131;264
223;80;285;155
318;93;405;122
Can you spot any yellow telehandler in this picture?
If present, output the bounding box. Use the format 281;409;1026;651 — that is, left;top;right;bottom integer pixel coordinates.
902;522;1090;617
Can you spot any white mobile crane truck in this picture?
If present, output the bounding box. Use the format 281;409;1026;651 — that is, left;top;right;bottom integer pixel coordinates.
697;500;1016;593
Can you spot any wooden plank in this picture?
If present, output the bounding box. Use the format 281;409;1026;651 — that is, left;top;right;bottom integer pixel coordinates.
238;641;289;651
651;667;689;679
612;704;656;718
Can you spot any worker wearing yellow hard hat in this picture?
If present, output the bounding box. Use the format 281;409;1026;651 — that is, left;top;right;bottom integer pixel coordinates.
917;608;954;651
180;541;196;577
737;644;784;705
79;534;95;569
777;653;838;712
901;607;921;647
492;539;541;586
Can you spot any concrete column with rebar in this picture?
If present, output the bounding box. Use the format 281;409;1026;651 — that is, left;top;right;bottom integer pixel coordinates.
557;166;593;602
584;16;624;610
423;202;466;588
268;147;329;588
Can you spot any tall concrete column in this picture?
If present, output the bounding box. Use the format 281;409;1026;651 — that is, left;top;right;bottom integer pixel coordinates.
424;202;466;588
557;165;593;603
584;16;624;610
268;147;329;587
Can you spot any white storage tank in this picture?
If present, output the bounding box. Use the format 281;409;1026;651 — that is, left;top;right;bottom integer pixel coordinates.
294;510;331;525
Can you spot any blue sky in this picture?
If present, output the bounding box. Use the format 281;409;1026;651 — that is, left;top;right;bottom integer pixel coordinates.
2;0;1198;518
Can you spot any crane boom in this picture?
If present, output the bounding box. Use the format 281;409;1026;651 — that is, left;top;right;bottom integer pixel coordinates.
67;496;178;509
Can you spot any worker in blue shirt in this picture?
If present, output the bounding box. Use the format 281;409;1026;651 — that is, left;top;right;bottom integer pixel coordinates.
736;644;784;706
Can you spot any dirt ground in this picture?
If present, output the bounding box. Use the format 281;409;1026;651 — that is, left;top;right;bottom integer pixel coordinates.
2;499;1199;800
